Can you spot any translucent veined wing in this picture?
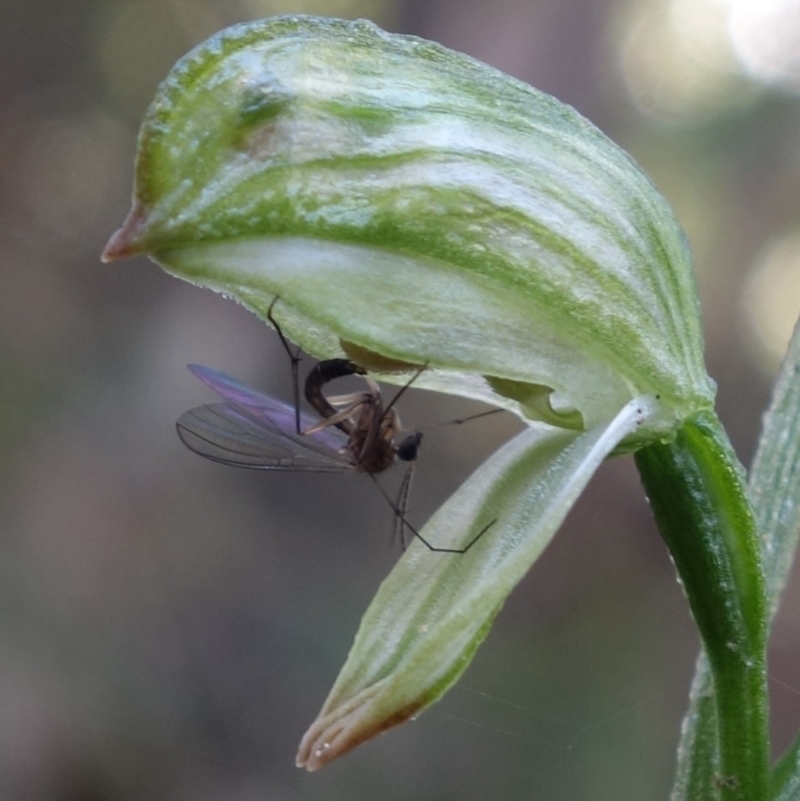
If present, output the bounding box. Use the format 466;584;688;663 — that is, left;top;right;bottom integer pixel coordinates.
187;364;331;434
177;365;353;472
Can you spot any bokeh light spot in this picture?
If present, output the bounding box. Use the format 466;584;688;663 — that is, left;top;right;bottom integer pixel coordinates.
743;231;800;372
727;0;800;91
619;0;755;123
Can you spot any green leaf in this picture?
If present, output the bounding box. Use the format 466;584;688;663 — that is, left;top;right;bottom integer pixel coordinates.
668;654;720;801
103;15;714;432
296;398;652;770
748;320;800;795
749;320;800;616
749;320;800;798
771;731;800;801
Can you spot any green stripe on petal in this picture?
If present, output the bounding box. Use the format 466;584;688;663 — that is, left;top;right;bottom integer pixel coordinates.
104;16;714;433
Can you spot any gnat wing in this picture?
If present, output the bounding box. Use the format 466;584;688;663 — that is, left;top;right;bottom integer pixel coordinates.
176;365;352;472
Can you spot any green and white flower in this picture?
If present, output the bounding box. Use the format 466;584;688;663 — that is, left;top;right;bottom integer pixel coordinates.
105;16;728;773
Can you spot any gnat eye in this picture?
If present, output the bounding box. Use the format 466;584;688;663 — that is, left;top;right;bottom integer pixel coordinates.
397;432;423;462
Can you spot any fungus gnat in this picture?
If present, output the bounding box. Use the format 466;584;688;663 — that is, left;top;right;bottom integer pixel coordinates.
176;303;492;554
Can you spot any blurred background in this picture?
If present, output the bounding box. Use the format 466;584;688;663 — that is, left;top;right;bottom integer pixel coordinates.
2;0;800;798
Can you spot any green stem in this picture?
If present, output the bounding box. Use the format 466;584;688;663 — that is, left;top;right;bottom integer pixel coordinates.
634;411;768;801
